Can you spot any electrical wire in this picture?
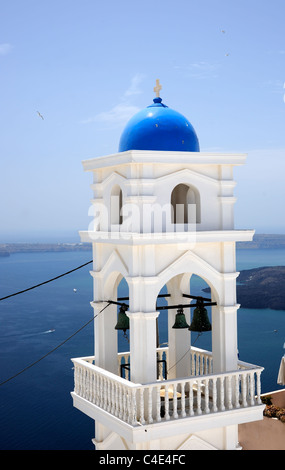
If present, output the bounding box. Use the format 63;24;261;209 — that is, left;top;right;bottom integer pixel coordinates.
0;301;111;387
0;260;93;301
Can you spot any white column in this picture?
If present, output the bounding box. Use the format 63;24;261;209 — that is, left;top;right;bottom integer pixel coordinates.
167;275;191;380
212;304;239;373
212;242;239;373
92;300;118;375
128;311;159;384
223;424;239;450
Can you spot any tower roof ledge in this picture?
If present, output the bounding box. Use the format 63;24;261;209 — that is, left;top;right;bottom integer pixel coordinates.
82;150;247;172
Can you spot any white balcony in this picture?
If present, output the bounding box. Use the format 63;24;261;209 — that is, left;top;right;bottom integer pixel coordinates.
71;347;264;442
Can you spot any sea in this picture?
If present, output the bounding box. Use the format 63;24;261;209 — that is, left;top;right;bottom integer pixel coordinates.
0;247;285;450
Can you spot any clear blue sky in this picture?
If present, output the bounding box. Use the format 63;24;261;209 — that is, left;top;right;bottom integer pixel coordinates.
0;0;284;242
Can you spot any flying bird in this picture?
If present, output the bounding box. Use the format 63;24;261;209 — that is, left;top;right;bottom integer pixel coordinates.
37;111;44;120
221;30;225;33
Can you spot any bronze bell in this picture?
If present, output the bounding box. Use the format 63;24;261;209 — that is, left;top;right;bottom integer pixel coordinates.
115;305;129;332
188;301;211;332
172;306;190;329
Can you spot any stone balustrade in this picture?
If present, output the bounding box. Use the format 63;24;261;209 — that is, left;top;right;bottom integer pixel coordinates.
71;347;263;427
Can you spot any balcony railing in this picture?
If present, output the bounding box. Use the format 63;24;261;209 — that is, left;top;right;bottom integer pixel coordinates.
71;347;263;427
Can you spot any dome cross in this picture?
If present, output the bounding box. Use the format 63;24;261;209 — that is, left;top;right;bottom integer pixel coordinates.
154;79;162;97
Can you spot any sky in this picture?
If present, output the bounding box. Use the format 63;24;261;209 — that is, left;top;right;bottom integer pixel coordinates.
0;0;284;242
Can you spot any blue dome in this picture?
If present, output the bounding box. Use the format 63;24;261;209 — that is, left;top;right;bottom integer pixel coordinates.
118;97;199;153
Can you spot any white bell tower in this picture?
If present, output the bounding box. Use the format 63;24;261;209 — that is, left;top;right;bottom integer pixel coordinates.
71;82;264;451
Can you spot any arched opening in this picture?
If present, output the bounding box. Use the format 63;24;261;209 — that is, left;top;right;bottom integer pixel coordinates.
155;273;214;380
116;277;130;379
171;183;201;224
116;277;129;346
156;276;213;348
110;184;123;225
188;274;212;352
113;266;217;382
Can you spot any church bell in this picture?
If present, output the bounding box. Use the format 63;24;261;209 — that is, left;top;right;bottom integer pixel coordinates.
188;301;212;332
172;306;190;329
115;305;129;332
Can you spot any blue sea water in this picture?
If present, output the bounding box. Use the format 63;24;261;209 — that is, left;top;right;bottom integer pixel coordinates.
0;248;284;450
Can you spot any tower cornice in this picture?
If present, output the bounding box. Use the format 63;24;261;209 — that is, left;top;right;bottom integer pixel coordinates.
82;150;247;172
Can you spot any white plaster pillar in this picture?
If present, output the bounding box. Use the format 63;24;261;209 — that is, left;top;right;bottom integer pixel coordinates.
167;275;191;380
219;197;236;230
92;300;118;374
128;311;159;384
212;304;239;373
90;263;120;375
222;424;239;450
94;423;110;450
212;243;239;373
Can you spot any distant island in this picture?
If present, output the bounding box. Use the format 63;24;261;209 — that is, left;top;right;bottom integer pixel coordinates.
236;233;285;250
1;233;285;257
0;242;92;256
236;266;285;310
1;235;285;310
203;266;285;311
